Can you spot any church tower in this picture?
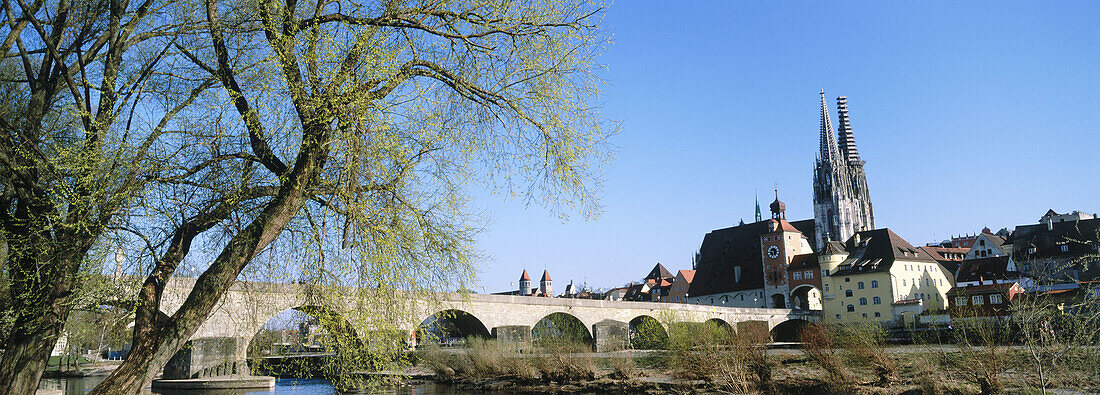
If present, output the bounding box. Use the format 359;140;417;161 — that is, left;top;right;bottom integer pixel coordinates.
813;91;875;250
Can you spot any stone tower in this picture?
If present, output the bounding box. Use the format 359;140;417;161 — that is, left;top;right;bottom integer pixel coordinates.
813;91;875;250
519;269;532;295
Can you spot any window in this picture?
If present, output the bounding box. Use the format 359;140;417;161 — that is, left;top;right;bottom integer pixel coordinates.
927;279;932;286
804;271;813;279
955;297;967;306
847;304;855;312
862;313;868;318
824;283;830;291
981;250;987;257
792;271;802;280
859;297;868;305
1061;245;1069;252
902;279;906;286
990;294;1003;304
972;296;984;305
858;281;865;289
824;269;830;276
1029;247;1037;254
845;277;850;282
836;314;842;319
871;280;879;288
845;290;853;297
874;312;881;318
872;296;881;305
980;239;986;246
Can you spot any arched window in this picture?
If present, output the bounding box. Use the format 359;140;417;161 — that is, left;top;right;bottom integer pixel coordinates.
871;280;879;288
859;297;868;305
872;296;881;305
846;304;855;312
874;312;881;317
845;290;853;297
858;281;865;289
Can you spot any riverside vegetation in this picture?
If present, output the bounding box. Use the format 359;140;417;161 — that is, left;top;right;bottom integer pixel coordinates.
415;315;1100;394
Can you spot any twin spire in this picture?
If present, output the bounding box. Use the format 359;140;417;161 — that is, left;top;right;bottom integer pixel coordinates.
819;90;861;166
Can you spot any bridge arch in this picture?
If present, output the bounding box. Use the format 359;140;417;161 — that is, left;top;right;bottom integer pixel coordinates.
770;318;811;342
532;312;593;345
790;284;822;311
628;315;668;350
417;309;491;346
246;305;363;361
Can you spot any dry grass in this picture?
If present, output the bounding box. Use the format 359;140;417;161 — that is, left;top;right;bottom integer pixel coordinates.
664;321;773;393
800;323;854;392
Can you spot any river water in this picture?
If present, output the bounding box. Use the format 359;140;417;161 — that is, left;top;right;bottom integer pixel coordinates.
39;377;512;395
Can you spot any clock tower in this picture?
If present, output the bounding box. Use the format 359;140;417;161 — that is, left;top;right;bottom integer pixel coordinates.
760;187;813;308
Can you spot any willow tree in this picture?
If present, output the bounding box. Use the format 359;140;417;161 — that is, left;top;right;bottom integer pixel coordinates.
90;0;612;392
0;0;205;392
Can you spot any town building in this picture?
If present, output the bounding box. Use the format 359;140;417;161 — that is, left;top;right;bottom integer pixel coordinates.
687;192;819;309
918;245;969;285
1039;209;1095;225
1009;214;1100;291
666;269;696;303
947;281;1025;318
954;256;1020;287
965;228;1010;259
820;229;954;325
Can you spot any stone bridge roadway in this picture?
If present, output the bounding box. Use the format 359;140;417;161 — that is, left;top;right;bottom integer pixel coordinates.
155;278;818;379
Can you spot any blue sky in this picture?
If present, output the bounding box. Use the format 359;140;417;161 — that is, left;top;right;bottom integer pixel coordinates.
470;1;1100;293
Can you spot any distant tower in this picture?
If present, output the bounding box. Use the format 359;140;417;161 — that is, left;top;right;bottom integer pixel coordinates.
540;270;553;297
754;188;763;222
813;91;875;250
770;185;786;220
519;270;532;295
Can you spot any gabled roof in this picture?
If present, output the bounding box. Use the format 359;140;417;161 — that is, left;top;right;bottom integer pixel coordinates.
540;270;551;282
832;228;933;276
946;281;1020;296
644;263;673;281
822;241;847;255
918;246;969;276
676;269;697;283
688;219;816;297
520;269;531;281
956;256;1018;284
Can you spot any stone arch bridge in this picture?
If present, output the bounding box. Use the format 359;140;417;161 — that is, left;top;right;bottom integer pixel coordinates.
154;278;817;379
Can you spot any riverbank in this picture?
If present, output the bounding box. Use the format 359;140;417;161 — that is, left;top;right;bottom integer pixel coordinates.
413;343;1100;394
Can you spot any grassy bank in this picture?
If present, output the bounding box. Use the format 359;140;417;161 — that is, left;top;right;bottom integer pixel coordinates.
413;323;1100;394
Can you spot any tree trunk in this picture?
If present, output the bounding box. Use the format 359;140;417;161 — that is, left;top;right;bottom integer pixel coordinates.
0;318;61;395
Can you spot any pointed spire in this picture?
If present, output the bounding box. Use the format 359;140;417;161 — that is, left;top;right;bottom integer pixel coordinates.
819;90;842;166
541;270;552;282
836;96;861;163
754;188;762;222
520;269;531;281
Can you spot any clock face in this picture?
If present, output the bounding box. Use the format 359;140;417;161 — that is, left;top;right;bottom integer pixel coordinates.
767;245;780;259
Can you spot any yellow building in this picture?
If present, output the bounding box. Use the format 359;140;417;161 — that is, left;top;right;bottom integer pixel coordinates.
820;229;954;325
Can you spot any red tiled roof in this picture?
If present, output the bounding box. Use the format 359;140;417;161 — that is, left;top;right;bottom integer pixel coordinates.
677;269;697;283
541;270;551;282
520;269;530;281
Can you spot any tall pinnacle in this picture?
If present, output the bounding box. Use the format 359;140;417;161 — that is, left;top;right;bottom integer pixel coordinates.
836;96;861;163
819;90;842;166
754;188;762;222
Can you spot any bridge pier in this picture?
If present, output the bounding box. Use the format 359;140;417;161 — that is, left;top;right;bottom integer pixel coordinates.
152;337;275;390
592;320;629;352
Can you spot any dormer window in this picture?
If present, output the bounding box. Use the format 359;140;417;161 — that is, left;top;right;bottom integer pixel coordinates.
1061;245;1069;253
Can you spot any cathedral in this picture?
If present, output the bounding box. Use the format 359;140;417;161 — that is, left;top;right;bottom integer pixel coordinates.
686;91;876;309
813;91;875;250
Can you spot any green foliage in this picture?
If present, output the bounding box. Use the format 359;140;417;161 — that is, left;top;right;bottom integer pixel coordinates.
629;316;668;350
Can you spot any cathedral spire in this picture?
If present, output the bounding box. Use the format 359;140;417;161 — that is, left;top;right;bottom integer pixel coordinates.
754;188;762;222
819;90;842;166
836;96;861;163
